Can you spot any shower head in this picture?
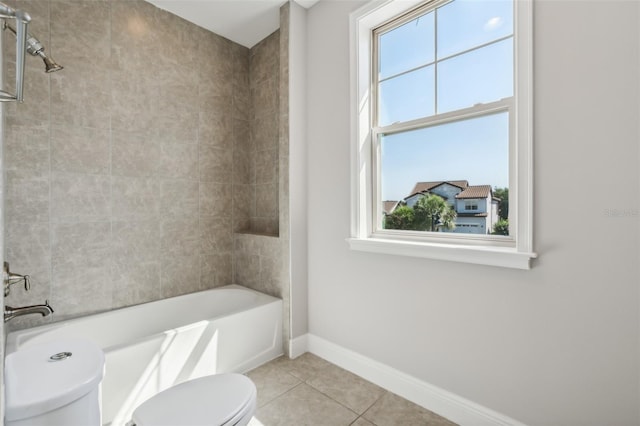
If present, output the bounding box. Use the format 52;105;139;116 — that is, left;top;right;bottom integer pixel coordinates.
4;22;63;73
36;49;63;73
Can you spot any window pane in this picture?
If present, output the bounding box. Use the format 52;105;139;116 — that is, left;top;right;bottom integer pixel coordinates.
379;66;435;126
379;11;434;80
380;113;509;235
437;0;513;59
437;38;513;114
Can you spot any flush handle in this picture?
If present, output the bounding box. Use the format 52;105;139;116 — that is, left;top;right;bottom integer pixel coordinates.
49;352;72;361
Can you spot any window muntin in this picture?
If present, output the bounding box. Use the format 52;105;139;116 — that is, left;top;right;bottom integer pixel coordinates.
373;0;513;240
379;66;435;126
376;0;514;124
378;10;435;80
436;0;513;59
436;38;513;114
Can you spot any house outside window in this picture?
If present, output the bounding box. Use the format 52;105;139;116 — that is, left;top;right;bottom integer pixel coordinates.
349;0;535;269
387;180;499;235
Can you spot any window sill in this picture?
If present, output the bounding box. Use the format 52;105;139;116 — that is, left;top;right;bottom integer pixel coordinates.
346;237;536;270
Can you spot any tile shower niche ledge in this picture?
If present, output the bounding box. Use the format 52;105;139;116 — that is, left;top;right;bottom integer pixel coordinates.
236;230;280;238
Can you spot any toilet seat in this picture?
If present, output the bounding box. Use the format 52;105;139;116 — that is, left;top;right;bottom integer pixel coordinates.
132;374;257;426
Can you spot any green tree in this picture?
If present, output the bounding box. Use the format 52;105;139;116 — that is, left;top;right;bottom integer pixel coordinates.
384;205;415;230
413;194;456;232
492;218;509;236
493;187;509;220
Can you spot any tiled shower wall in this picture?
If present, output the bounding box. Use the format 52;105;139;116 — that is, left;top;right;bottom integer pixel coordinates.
233;3;290;353
246;31;280;235
232;30;282;296
3;0;254;329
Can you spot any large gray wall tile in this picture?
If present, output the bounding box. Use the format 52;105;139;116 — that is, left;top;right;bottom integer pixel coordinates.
112;176;161;220
2;0;285;342
111;220;162;263
200;144;233;183
111;260;161;307
51;172;111;222
161;219;200;259
200;216;233;254
4;124;50;179
159;142;199;180
51;126;110;174
161;255;202;298
200;182;233;217
161;179;199;219
5;175;49;224
51;222;113;318
201;253;233;289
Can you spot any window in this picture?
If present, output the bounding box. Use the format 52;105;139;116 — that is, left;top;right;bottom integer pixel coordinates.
349;0;535;269
464;202;478;211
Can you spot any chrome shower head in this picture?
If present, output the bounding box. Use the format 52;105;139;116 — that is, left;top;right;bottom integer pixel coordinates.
37;50;63;73
4;22;63;73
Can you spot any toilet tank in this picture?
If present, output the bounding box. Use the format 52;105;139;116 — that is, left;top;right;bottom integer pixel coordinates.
5;339;105;426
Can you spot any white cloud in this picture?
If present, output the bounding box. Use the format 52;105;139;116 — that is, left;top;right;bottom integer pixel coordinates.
484;16;504;31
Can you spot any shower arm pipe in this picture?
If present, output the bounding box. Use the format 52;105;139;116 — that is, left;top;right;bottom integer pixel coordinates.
0;2;30;102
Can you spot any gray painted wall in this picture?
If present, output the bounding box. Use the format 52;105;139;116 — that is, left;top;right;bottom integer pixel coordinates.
306;1;639;425
288;1;309;343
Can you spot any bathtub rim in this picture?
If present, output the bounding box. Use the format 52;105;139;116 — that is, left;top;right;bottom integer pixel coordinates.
5;284;281;355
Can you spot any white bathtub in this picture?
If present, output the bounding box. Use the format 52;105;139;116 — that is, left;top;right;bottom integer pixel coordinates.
5;285;283;426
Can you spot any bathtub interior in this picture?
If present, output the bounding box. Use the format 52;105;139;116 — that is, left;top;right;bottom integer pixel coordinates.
5;285;283;426
6;285;275;353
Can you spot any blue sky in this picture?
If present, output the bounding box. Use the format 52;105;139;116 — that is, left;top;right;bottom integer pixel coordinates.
378;0;513;201
381;112;509;200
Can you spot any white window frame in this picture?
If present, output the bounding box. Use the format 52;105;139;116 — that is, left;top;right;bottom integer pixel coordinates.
348;0;536;269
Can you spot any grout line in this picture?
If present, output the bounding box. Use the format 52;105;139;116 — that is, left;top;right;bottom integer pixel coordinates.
46;0;54;320
107;0;114;310
302;379;362;419
255;378;304;410
357;391;388;425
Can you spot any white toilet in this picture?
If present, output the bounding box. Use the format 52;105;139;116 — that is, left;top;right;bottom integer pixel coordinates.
129;373;257;426
4;339;105;426
5;338;257;426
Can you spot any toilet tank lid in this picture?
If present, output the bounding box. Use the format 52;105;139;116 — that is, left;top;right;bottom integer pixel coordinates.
133;374;257;426
4;338;105;421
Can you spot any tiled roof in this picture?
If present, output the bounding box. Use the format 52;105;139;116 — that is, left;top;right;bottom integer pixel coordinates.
455;185;493;199
404;192;449;201
383;201;399;215
409;180;469;195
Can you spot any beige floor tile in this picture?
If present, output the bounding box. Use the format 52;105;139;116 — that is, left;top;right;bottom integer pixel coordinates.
306;363;386;414
253;352;334;382
246;357;302;407
363;392;458;426
286;352;334;382
254;383;359;426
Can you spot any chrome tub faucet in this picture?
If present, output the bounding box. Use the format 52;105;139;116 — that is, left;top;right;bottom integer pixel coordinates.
4;300;53;322
3;261;54;322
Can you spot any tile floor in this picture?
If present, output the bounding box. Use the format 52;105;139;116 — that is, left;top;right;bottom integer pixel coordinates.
245;353;457;426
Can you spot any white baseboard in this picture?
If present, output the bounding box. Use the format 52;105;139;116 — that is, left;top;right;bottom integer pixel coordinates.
288;334;309;359
300;333;526;426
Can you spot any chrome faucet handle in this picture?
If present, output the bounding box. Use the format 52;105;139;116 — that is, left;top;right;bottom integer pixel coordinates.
3;262;30;296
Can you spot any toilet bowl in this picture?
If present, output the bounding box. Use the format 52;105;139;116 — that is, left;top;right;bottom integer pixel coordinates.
130;373;257;426
4;339;105;426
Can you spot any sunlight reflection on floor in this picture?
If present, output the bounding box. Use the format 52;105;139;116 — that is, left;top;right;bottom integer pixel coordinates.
248;416;265;426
